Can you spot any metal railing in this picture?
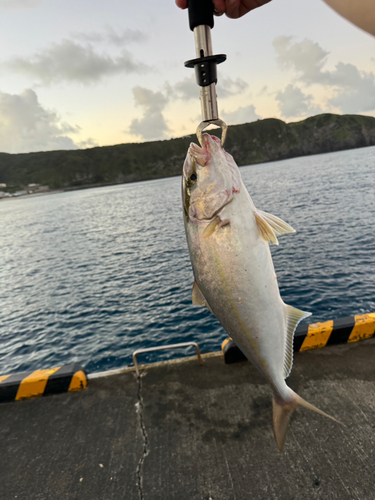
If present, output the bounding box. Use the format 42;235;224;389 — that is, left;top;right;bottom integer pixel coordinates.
132;342;203;377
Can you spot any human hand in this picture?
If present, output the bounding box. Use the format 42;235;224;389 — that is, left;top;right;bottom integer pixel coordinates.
175;0;272;19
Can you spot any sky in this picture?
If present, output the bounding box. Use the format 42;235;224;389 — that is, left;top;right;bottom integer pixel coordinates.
0;0;374;153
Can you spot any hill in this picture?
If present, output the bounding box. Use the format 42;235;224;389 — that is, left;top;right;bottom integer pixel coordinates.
0;113;374;190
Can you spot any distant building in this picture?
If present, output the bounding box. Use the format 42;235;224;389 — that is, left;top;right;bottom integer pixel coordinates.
27;184;49;194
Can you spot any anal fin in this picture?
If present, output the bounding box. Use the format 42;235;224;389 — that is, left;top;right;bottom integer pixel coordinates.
283;305;312;379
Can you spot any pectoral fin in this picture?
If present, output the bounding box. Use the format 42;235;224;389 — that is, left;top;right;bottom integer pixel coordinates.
203;217;230;239
192;280;212;313
203;217;220;239
254;209;295;246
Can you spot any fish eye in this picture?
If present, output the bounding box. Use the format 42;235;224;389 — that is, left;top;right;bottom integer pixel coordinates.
189;173;197;183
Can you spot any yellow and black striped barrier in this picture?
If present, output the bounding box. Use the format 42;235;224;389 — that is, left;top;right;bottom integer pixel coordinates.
222;312;375;364
0;363;87;403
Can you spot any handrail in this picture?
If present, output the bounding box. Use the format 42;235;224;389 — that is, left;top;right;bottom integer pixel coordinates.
132;342;203;377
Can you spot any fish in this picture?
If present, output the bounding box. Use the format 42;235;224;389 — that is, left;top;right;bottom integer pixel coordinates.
182;133;341;451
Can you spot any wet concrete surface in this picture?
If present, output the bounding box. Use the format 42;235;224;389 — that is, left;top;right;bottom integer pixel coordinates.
0;339;374;500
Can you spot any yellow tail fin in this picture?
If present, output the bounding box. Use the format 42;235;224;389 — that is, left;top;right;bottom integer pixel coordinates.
272;391;344;452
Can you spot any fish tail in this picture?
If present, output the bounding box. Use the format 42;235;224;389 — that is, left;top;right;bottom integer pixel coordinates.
272;390;344;452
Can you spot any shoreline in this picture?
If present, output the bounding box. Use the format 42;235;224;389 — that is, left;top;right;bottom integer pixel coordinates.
1;114;374;200
2;141;374;202
0;189;65;201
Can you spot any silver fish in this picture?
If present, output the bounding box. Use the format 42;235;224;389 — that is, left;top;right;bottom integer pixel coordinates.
182;134;341;451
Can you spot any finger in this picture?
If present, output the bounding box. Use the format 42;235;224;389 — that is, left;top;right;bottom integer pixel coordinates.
213;0;226;15
175;0;188;9
224;0;272;19
224;0;246;19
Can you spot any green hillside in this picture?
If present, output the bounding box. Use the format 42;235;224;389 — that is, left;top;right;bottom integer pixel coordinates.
0;113;374;190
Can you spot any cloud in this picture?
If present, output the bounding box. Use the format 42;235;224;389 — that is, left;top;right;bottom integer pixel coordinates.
77;138;99;149
218;77;249;98
168;76;197;100
128;76;250;141
275;84;322;118
221;104;261;125
0;0;44;9
6;39;149;85
273;36;329;85
328;63;375;112
0;88;91;153
128;86;170;141
273;36;375;114
70;26;147;46
167;75;248;101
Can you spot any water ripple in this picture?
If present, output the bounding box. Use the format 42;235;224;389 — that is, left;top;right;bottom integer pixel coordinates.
0;147;374;374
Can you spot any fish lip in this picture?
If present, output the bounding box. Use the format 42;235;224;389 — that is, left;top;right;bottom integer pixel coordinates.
202;134;221;149
186;142;211;170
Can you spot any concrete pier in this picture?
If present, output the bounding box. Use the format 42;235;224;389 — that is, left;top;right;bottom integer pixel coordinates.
0;339;374;500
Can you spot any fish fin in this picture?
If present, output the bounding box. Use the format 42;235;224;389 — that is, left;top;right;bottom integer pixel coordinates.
192;280;206;306
192;280;212;313
257;210;295;236
203;217;230;239
272;396;299;452
283;305;312;379
254;211;279;245
272;390;345;452
203;217;220;239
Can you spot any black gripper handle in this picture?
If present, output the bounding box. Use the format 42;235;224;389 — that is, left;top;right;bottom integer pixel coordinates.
188;0;214;31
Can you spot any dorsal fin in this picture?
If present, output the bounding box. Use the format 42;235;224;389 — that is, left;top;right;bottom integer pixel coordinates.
254;211;279;245
254;209;295;246
283;305;312;379
192;280;213;313
258;210;295;236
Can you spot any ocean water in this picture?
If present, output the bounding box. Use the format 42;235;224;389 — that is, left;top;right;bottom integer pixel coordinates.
0;146;374;374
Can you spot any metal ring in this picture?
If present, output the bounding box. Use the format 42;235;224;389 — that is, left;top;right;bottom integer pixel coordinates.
196;119;228;148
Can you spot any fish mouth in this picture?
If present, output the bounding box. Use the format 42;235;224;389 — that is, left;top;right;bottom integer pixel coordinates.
201;134;223;156
184;143;210;176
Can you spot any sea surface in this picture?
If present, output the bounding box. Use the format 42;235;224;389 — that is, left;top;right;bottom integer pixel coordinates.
0;146;374;374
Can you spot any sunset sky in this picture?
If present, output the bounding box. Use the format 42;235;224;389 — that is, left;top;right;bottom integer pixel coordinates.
0;0;374;153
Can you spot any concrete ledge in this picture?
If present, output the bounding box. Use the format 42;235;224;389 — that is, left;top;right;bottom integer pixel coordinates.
222;312;375;364
0;364;87;403
0;340;374;499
